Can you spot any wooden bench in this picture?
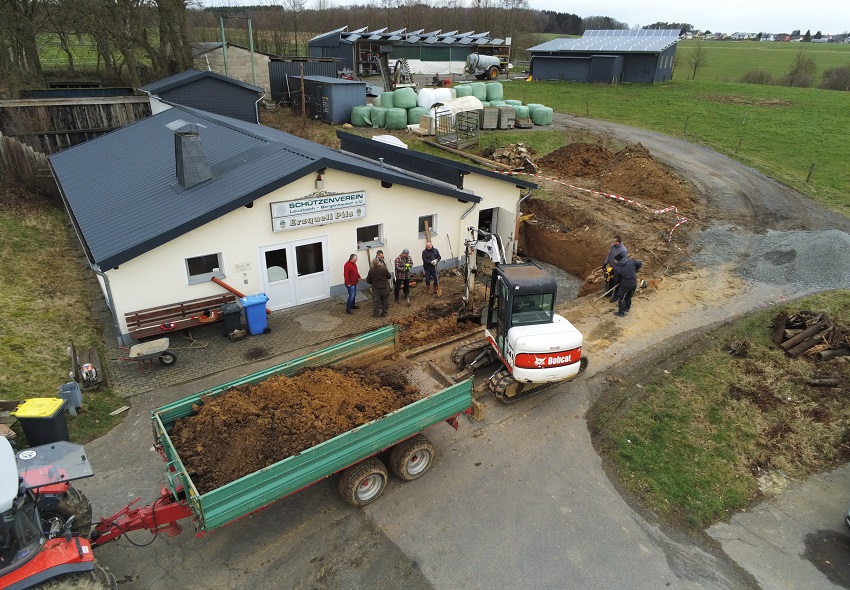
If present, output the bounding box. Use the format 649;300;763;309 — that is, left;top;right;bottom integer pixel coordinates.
125;293;237;341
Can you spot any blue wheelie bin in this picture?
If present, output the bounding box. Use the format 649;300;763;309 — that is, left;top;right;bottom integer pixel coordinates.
241;293;270;335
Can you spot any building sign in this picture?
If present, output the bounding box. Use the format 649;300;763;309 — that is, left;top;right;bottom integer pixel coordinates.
271;191;367;232
273;206;367;232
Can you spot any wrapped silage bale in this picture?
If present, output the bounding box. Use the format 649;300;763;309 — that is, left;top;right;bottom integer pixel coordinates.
480;101;490;107
408;106;428;125
449;87;457;99
373;95;382;107
394;87;417;109
417;87;436;109
527;103;545;116
386;107;408;130
532;106;553;126
380;91;395;109
371;106;388;128
514;105;530;119
351;105;373;127
489;100;506;107
485;82;504;102
470;82;487;101
454;85;473;98
505;99;522;106
433;87;452;104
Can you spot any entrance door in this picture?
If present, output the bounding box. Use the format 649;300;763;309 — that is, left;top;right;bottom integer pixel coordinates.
261;237;329;310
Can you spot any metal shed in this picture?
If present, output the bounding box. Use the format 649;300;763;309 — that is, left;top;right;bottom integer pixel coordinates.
528;29;679;84
268;57;341;103
299;76;366;124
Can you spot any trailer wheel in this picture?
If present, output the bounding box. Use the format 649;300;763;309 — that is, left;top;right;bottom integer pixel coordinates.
159;350;177;366
38;485;93;536
390;435;435;482
487;66;499;80
338;458;388;507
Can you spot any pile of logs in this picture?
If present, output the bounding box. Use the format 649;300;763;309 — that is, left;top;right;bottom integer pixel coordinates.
490;143;537;173
772;311;850;360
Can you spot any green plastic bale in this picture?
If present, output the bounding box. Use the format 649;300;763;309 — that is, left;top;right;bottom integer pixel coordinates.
514;105;530;119
351;105;372;127
393;87;417;109
479;101;490;107
527;103;545;115
485;82;504;101
489;100;506;107
373;95;382;107
371;106;388;128
531;106;553;126
380;91;395;109
470;82;487;100
407;106;428;124
454;85;473;97
504;99;522;106
386;108;408;130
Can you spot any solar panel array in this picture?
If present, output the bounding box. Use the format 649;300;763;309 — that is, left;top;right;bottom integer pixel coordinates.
313;26;508;47
529;29;679;54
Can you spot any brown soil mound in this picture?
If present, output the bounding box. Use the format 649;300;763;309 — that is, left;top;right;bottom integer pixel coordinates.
537;143;614;177
170;366;420;493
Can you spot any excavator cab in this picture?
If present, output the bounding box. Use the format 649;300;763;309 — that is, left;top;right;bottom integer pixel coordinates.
486;263;557;355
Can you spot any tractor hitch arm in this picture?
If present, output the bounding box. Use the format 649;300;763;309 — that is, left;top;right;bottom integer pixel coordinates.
90;487;193;546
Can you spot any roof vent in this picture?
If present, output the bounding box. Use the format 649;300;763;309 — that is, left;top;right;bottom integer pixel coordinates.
175;126;211;188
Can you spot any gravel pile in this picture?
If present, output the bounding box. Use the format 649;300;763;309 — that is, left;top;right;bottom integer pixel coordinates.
689;227;850;290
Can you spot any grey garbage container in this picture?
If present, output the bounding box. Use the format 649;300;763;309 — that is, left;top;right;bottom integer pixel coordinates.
221;302;243;335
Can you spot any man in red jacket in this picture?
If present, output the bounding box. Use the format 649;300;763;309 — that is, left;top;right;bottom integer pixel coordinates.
344;254;361;314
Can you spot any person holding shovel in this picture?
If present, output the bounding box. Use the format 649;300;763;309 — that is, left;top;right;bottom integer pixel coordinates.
394;248;414;304
422;241;441;295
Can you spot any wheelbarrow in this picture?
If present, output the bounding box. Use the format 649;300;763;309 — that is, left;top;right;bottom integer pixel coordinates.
114;337;177;373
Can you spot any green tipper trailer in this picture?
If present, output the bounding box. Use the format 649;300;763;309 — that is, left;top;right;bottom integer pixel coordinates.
149;326;472;535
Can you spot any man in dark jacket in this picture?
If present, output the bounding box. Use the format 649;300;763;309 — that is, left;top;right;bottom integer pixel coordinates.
422;242;441;294
603;235;628;301
366;258;392;317
611;252;642;317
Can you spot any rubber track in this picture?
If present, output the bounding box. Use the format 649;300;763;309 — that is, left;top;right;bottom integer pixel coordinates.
489;357;588;404
450;338;491;368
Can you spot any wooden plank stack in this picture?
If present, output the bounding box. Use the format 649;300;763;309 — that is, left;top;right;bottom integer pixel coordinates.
772;311;850;360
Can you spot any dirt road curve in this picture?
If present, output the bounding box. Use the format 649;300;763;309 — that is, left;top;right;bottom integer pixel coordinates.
83;118;850;590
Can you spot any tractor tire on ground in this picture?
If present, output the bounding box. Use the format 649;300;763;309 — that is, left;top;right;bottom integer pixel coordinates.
487;66;499;80
450;338;490;368
159;350;177;366
38;484;93;536
338;457;388;507
37;563;117;590
389;435;435;481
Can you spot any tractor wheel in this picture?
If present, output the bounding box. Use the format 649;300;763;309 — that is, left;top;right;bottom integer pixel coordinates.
39;562;118;590
390;435;435;482
159;350;177;366
38;485;93;536
450;338;489;368
489;368;523;399
475;74;486;80
338;457;388;507
487;66;499;80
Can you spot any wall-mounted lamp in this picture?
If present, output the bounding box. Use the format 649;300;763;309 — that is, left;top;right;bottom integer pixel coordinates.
315;173;324;190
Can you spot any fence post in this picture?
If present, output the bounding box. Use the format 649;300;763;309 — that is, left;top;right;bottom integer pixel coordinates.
806;163;815;183
683;116;689;134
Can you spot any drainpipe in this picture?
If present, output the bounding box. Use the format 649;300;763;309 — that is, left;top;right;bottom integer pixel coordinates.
514;188;533;257
254;91;266;124
91;265;124;346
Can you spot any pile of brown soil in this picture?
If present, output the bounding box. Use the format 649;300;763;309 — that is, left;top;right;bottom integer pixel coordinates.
169;366;421;493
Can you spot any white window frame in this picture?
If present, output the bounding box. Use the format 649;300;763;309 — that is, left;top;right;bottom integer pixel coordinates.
186;252;225;285
356;223;384;249
418;214;437;239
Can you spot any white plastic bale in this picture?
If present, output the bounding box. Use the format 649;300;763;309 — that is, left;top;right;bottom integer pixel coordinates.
433;87;452;104
417;87;436;109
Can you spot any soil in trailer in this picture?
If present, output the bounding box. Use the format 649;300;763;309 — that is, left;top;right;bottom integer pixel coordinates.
169;366;422;493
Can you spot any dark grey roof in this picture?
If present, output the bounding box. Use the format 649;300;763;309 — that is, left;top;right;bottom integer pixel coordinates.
49;106;484;270
528;29;679;53
191;42;277;58
141;69;264;95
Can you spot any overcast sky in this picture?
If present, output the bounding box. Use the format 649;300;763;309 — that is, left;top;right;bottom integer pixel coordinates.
201;1;846;35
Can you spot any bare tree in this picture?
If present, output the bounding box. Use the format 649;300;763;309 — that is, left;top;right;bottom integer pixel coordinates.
779;48;816;87
686;42;708;80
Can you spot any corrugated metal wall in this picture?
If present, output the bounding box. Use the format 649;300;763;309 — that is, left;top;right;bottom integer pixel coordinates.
622;54;658;83
269;59;342;102
530;56;591;81
159;77;259;123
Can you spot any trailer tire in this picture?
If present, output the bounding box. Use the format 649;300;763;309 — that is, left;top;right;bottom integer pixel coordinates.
390;435;435;481
38;485;93;536
487;66;499;80
159;350;177;366
338;458;388;507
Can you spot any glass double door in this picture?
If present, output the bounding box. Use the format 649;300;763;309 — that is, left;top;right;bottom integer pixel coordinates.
260;237;329;310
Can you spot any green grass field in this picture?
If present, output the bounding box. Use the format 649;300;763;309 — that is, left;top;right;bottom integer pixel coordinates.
504;79;850;216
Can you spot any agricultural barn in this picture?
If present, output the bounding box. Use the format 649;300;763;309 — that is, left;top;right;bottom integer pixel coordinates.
308;26;511;76
48;105;535;344
527;29;679;84
192;42;276;94
141;69;265;123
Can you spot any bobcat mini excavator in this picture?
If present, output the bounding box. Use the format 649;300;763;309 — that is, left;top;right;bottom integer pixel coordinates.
452;228;587;402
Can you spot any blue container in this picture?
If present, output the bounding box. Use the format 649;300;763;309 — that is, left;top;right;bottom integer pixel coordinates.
241;294;270;335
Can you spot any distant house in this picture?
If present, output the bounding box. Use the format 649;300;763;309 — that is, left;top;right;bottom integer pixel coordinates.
141;69;265;124
729;32;758;40
527;29;679;84
192;42;275;94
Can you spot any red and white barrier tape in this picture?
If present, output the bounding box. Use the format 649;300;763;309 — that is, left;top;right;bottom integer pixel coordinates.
505;171;689;241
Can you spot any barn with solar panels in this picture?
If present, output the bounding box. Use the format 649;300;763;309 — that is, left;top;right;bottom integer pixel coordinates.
308;27;511;77
527;29;680;84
